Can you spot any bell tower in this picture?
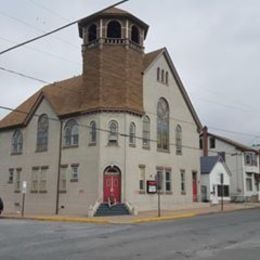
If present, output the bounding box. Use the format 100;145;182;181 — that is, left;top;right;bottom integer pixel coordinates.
78;7;149;115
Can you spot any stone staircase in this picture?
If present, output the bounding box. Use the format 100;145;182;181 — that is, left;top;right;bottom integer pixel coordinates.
94;203;130;217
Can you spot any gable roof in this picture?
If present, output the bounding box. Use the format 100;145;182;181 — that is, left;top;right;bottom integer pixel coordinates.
200;156;220;174
143;47;202;131
0;76;83;130
0;48;202;131
200;156;232;176
205;132;259;153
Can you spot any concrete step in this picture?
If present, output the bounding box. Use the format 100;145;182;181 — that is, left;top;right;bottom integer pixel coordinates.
95;203;130;217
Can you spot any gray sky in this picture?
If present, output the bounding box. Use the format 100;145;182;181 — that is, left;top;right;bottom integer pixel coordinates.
1;0;260;146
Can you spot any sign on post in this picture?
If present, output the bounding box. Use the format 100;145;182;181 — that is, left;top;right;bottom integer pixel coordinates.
22;181;27;194
147;180;157;194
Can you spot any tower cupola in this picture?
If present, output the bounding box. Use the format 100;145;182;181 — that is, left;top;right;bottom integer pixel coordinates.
77;7;149;116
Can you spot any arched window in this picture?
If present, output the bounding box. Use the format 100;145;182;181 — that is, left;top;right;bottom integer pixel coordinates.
108;120;118;144
64;119;79;146
129;122;136;145
157;98;169;151
107;20;121;38
89;121;97;144
176;125;182;155
161;69;165;83
12;129;23;154
165;71;169;85
36;114;49;152
157;67;160;81
142;116;150;148
131;25;140;44
88;24;97;42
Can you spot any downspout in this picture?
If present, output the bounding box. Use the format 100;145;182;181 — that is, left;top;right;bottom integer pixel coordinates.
55;120;63;215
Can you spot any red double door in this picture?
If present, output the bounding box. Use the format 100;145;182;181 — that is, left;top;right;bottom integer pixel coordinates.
103;168;121;203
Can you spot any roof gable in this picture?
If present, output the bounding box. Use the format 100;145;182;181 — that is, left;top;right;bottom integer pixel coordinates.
143;47;202;131
201;156;232;176
206;132;259;153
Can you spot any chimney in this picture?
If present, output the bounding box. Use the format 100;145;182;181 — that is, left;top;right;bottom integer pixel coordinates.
202;126;208;156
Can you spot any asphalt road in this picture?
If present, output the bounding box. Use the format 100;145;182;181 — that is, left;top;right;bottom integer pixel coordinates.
1;208;260;260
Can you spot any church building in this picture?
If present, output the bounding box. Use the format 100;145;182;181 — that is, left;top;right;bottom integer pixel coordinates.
0;7;202;216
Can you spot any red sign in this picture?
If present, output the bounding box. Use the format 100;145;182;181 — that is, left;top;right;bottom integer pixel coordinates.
147;180;157;194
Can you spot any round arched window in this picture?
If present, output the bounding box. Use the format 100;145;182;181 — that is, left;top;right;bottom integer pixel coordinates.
157;98;169;151
107;21;121;38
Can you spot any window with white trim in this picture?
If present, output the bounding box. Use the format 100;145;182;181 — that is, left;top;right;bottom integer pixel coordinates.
176;125;182;155
143;116;150;148
14;168;21;193
12;129;23;154
8;168;14;184
165;170;172;192
129;122;136;145
246;173;253;191
39;168;48;193
181;170;186;194
64;119;79;146
139;165;145;192
89;121;97;144
71;164;79;182
30;167;48;193
157;98;169;151
59;166;67;193
36;114;49;152
108;120;118;145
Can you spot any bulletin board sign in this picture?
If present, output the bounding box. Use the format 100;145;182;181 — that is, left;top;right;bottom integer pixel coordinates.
147;180;157;194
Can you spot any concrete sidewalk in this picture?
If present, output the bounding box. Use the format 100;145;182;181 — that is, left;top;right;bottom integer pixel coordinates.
1;202;260;224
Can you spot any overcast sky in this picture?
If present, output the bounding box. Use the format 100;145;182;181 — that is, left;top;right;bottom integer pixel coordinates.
1;0;260;146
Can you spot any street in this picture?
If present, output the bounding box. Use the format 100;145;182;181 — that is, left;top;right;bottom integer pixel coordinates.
1;208;260;260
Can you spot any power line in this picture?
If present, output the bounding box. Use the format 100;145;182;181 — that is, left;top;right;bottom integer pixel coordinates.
27;0;71;22
0;10;79;51
0;104;257;156
0;0;129;56
0;66;50;84
207;126;260;138
2;64;260;136
0;36;81;66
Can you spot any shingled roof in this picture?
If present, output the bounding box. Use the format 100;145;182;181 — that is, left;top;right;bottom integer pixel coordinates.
0;50;160;130
78;7;149;39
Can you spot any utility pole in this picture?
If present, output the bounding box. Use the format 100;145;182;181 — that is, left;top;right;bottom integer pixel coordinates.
156;172;162;217
55;120;63;215
220;173;224;212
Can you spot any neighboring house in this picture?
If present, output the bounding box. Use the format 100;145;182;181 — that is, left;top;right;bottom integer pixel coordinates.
200;127;260;202
0;7;202;216
200;156;231;203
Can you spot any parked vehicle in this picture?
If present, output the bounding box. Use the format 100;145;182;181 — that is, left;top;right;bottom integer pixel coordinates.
0;197;3;215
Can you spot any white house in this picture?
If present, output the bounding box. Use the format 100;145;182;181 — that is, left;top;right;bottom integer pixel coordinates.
200;127;260;202
0;7;202;216
200;156;231;203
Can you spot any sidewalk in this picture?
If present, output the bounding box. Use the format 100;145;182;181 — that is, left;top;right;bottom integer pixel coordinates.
1;202;260;224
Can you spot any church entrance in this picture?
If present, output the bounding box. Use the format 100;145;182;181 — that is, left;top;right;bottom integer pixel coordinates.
103;166;121;203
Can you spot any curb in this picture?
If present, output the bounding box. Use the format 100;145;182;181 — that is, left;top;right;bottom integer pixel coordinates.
1;205;259;225
1;215;110;224
1;212;198;224
131;213;197;224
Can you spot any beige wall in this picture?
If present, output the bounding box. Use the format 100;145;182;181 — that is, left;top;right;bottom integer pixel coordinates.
0;53;201;215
